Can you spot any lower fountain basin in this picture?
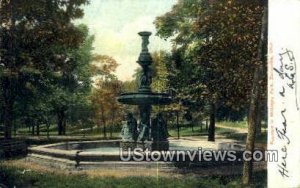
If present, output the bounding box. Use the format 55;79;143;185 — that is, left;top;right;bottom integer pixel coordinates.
26;140;245;170
117;92;172;105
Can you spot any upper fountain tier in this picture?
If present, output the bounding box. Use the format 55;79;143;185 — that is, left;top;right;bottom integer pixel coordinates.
117;31;172;106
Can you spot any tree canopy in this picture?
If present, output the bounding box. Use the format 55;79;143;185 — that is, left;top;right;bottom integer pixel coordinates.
155;0;266;113
0;0;90;138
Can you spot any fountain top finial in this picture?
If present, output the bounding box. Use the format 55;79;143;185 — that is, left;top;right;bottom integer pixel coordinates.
138;31;152;37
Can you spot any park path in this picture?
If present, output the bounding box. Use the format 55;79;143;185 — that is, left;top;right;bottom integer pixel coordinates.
216;124;248;134
216;123;267;134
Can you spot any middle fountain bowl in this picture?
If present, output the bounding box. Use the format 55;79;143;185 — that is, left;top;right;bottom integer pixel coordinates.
118;92;172;105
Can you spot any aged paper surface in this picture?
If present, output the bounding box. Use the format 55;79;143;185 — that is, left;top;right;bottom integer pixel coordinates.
268;0;300;187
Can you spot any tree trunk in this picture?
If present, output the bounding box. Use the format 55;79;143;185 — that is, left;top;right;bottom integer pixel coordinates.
57;116;62;135
2;1;16;140
46;120;50;139
62;118;66;135
110;111;115;138
208;103;216;141
100;109;107;139
13;119;16;136
103;123;107;139
200;119;203;132
242;0;268;185
36;123;40;136
2;78;14;139
3;100;13;139
176;111;180;139
256;102;262;136
31;124;35;136
109;124;113;138
57;110;65;135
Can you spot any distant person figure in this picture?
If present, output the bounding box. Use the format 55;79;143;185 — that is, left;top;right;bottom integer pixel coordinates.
183;110;193;122
183;110;193;126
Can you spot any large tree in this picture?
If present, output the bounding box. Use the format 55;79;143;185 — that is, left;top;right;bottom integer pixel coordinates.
90;55;122;138
155;0;266;141
242;0;268;185
49;24;94;135
0;0;89;138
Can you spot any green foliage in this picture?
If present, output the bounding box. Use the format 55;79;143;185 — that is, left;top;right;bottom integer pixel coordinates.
121;80;138;93
155;0;266;114
0;0;90;95
0;0;92;137
89;55;123;138
48;24;95;134
151;51;169;93
216;106;247;121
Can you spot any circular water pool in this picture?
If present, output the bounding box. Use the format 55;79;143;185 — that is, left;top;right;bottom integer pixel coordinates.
26;139;244;170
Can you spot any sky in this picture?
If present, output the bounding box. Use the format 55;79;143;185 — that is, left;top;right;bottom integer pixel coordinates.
77;0;177;81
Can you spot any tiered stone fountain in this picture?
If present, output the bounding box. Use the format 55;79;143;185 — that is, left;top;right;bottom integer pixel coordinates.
26;32;246;170
118;31;172;151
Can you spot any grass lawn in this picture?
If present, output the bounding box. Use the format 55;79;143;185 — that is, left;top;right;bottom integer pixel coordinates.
13;121;267;147
0;161;267;188
1;121;267;187
218;121;267;129
168;126;234;138
16;124;121;138
168;125;207;137
218;121;248;128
